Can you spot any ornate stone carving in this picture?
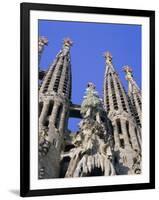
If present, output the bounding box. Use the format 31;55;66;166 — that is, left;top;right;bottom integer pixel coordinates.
65;83;116;177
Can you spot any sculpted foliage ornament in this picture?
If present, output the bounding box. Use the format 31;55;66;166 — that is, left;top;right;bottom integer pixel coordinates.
65;83;116;177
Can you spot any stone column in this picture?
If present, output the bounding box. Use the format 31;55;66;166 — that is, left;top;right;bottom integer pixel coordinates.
39;101;49;126
129;123;140;150
112;120;120;150
120;119;131;149
45;102;60;143
59;106;66;132
49;102;60;125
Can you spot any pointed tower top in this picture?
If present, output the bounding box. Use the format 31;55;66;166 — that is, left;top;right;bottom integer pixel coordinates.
38;36;48;53
123;65;133;80
39;36;48;45
87;82;96;89
63;37;73;47
123;65;141;95
103;51;112;65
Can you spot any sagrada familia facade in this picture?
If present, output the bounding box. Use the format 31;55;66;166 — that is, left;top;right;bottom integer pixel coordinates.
38;37;142;179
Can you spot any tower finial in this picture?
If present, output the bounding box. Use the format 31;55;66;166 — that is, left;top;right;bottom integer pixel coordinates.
123;65;133;80
87;82;96;89
63;37;73;47
103;51;112;65
38;36;48;53
123;65;141;95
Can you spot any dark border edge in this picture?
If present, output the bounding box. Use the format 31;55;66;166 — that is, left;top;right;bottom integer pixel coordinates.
149;11;155;188
20;2;155;197
21;2;155;16
20;2;30;197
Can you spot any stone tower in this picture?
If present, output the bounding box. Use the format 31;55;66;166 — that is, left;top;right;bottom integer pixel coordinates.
123;66;142;130
103;52;141;174
38;38;73;179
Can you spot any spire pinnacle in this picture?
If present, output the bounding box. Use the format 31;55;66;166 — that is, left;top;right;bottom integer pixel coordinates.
123;65;141;94
63;37;73;47
87;82;96;89
123;65;133;80
38;36;48;53
103;51;112;65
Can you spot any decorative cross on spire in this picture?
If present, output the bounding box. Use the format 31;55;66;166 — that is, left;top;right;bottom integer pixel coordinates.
63;37;73;47
103;51;112;65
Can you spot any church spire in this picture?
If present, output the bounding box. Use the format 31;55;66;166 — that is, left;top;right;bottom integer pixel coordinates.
103;51;131;114
103;51;115;74
123;66;142;128
103;52;141;174
38;38;73;179
104;51;112;65
39;37;72;99
123;66;141;96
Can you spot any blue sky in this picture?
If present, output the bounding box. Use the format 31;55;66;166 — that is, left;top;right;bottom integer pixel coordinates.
39;20;141;132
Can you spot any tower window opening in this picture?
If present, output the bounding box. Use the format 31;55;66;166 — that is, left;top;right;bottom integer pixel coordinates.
63;69;69;94
120;138;125;148
45;81;50;85
53;65;63;92
63;83;68;94
43;89;47;93
39;102;43;117
126;121;132;147
43;82;50;93
43;119;49;127
53;87;58;92
116;119;122;135
42;73;53;93
47;101;54;116
43;101;54;127
59;156;71;178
